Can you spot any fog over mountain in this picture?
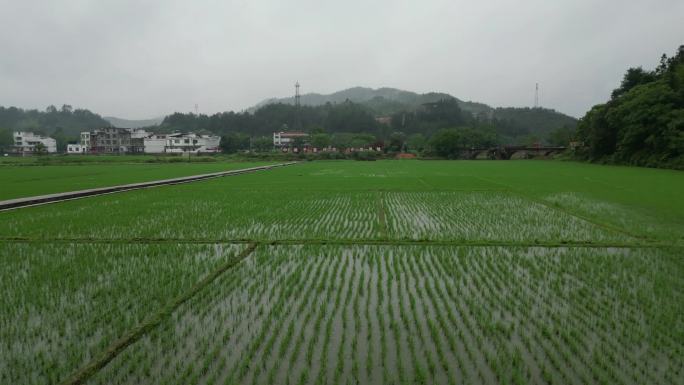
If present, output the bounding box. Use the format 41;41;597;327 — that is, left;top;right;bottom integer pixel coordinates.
1;0;682;119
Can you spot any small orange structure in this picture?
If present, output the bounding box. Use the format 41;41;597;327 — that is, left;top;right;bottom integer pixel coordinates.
396;153;416;159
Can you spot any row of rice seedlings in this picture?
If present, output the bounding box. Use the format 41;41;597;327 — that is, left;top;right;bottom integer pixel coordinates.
295;250;344;385
397;255;443;383
457;249;580;384
0;189;379;241
85;245;682;385
432;246;683;385
281;253;338;384
544;192;684;241
88;245;309;384
240;249;328;385
459;248;637;384
401;249;476;384
528;249;683;384
384;191;630;242
255;248;348;385
88;245;338;385
517;251;667;384
490;251;629;384
0;242;244;385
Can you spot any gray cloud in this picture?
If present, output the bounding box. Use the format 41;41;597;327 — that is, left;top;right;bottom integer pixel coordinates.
1;0;682;118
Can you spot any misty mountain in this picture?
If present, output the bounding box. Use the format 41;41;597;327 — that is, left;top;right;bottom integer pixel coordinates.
248;86;577;142
104;116;164;129
249;86;492;116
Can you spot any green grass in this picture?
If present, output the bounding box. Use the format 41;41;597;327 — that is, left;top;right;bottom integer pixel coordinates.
0;161;274;200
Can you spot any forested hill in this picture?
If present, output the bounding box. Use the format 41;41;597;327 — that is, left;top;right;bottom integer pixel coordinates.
243;86;577;144
0;105;110;137
491;107;578;144
251;86;506;117
577;45;684;169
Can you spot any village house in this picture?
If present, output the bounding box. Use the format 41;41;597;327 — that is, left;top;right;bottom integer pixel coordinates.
13;131;57;154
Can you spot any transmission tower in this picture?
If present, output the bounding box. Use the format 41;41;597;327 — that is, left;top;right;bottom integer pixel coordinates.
534;83;539;108
195;103;199;115
294;81;302;129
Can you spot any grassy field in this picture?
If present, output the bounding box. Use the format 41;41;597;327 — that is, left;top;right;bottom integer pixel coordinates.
0;161;273;200
0;160;682;385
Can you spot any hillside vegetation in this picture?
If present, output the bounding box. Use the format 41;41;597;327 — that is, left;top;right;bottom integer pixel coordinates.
577;46;684;169
160;88;577;150
0;105;111;152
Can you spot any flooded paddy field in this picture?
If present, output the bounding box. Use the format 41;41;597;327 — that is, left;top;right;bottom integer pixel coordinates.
1;160;682;384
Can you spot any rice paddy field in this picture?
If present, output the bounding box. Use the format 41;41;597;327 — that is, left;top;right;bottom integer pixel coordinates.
1;160;682;385
0;160;273;200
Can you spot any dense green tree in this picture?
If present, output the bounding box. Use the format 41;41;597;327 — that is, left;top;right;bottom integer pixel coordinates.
251;137;273;152
33;142;47;155
0;128;13;152
292;136;306;148
577;45;683;168
548;125;576;146
310;133;331;149
0;105;110;137
220;132;250;153
427;127;497;158
406;133;426;152
386;131;406;152
611;67;656;99
427;129;463;159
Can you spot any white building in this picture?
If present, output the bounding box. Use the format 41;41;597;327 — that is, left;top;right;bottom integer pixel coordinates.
164;133;221;154
66;144;85;154
80;132;91;153
129;128;149;139
273;131;308;147
13;131;57;154
75;129;221;154
143;134;169;154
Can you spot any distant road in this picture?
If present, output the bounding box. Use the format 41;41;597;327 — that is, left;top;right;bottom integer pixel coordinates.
0;162;297;211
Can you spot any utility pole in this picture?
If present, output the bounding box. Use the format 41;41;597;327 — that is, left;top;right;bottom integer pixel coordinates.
534;83;539;108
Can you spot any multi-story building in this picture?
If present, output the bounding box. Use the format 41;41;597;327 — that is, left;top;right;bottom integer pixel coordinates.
13;131;57;154
273;131;308;147
163;133;221;153
87;127;144;154
77;129;220;154
80;132;91;152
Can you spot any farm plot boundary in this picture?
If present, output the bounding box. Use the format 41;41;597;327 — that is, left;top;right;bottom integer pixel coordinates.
58;243;257;385
0;237;676;249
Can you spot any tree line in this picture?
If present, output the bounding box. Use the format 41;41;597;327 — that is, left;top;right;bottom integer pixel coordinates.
0;105;110;152
576;45;684;169
159;98;576;157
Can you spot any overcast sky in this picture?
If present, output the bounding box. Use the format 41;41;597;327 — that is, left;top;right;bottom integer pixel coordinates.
1;0;682;119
